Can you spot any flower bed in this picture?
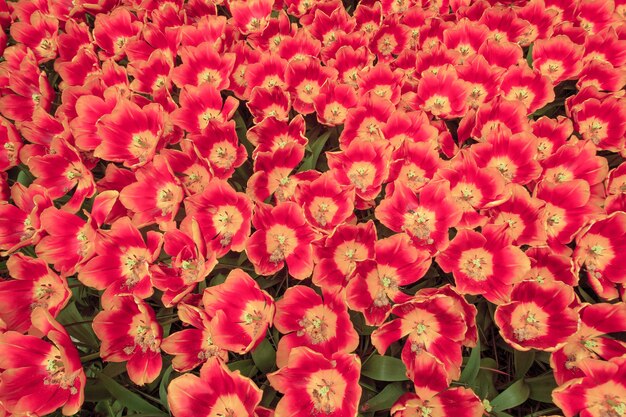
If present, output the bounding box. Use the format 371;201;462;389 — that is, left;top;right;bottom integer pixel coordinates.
0;0;625;416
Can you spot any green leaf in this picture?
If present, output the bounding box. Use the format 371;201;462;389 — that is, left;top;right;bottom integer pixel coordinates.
299;130;332;172
514;350;536;379
361;355;408;382
473;358;499;399
237;252;248;265
57;302;99;349
16;170;32;186
523;407;561;417
526;43;534;68
228;359;255;375
527;374;557;404
261;387;277;407
16;164;34;186
490;379;531;412
251;338;276;373
360;382;406;413
209;273;226;286
94;400;123;417
84;379;112;402
233;111;254;157
103;362;128;378
359;380;378;393
97;373;167;416
578;287;597;304
158;365;174;412
534;351;551;365
460;340;481;384
258;274;283;289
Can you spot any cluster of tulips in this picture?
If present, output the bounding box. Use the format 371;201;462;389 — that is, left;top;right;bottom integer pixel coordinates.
0;0;625;416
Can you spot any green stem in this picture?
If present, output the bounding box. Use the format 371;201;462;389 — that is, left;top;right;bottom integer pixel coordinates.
158;317;180;326
80;352;101;363
64;319;93;327
214;262;255;273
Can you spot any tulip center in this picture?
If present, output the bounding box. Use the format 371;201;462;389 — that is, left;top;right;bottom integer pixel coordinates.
34;278;56;304
590;395;626;417
611;401;626;415
213;205;244;247
199;70;219;85
583;339;598;350
130;131;157;162
125;324;160;354
453;183;482;209
547;214;561;226
122;250;150;288
114;37;127;51
580;118;607;144
44;350;78;393
311;198;337;227
404;208;434;243
590;245;604;256
495;161;513;180
76;231;88;242
248;18;261;31
402;166;428;188
470;86;484;102
460;249;493;281
22;216;36;241
374;87;390;98
65;165;83;181
373;270;397;307
514;89;529;100
153;76;166;90
378;36;397;55
209;141;237;169
157;186;180;216
198;333;222;360
324;103;347;124
39;39;53;51
526;313;538;324
298;313;329;344
511;306;547;342
582;235;614;278
348;162;376;193
310;378;338;414
424;95;451;115
420;405;433;417
200;109;219;128
180;259;202;284
32;279;59;310
243;310;263;325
